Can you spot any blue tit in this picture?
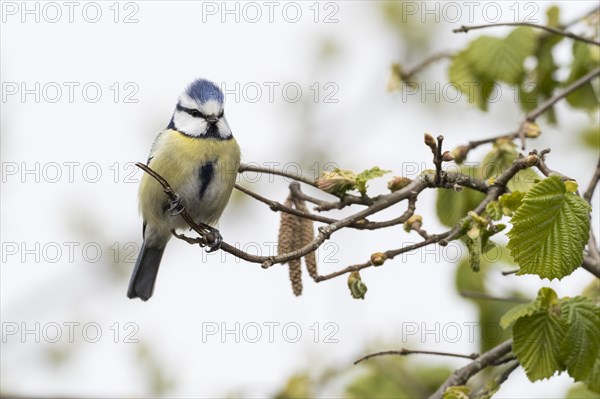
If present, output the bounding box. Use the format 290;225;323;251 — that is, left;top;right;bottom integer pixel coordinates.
128;79;241;301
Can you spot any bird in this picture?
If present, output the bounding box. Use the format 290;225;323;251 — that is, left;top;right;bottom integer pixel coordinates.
128;79;241;301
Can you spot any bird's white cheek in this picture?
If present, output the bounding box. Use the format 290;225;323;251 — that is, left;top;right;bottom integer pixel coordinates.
218;117;232;138
173;111;206;136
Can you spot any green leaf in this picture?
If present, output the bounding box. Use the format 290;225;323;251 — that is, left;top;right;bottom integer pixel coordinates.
523;7;564;122
566;42;600;111
584;353;600;393
486;201;503;221
501;287;558;328
498;191;526;215
355;167;390;195
560;296;600;382
481;139;539;192
579;124;600;150
582;279;600;304
513;307;567;381
467;27;537;85
448;49;495;111
443;385;470;399
507;176;591;279
500;302;538;329
546;6;560;28
566;383;600;398
348;271;368;300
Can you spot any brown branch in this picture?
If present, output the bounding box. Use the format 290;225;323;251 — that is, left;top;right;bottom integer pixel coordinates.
238;163;317;187
583;157;600;204
400;51;454;81
429;339;513;399
453;22;600;46
562;7;600;30
460;290;531;303
582;255;600;279
457;66;600;156
526;67;600;122
354;348;479;365
316;155;534;281
135;163;215;245
472;360;520;399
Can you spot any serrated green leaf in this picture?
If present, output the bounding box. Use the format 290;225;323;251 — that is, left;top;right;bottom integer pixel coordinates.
500;302;538;329
501;287;558;328
507;176;591;279
535;287;561;309
467;27;537;85
355;167;390;195
560;296;600;382
513;309;567;381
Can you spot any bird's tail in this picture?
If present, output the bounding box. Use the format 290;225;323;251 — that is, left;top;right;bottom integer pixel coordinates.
127;241;166;301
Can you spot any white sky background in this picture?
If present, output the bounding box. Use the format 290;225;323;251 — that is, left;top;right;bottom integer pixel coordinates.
1;1;599;398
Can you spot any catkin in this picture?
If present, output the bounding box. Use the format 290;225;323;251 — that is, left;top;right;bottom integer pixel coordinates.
294;198;318;281
278;196;298;256
278;195;303;295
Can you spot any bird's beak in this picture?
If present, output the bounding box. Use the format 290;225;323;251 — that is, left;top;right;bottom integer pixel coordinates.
206;115;219;124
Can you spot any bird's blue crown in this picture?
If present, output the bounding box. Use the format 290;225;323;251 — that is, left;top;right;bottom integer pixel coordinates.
185;79;224;104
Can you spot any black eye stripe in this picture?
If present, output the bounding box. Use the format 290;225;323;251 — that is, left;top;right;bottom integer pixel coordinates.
176;104;207;119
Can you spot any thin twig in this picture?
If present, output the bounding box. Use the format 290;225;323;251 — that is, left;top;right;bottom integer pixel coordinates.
316;156;534;282
354;348;479;365
583;157;600;204
238;163;317;187
429;340;513;399
562;7;600;30
460;290;530;303
472;360;520;399
453;22;600;46
526;67;600;122
400;51;454;81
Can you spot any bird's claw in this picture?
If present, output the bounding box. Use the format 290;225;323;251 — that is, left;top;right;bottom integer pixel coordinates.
200;223;222;252
167;194;185;216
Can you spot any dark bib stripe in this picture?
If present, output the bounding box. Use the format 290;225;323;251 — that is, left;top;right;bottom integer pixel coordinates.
198;162;215;200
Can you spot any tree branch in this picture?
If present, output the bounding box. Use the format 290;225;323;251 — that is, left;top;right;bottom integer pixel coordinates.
453;22;600;46
459;290;531;303
583;157;600;204
400;51;454;81
354;348;479;365
429;339;513;399
525;67;600;122
316;154;535;281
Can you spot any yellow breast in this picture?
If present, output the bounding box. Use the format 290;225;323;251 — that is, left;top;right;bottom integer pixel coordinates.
139;129;241;229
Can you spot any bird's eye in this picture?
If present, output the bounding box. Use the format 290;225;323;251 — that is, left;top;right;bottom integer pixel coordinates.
189;109;202;118
218;110;224;118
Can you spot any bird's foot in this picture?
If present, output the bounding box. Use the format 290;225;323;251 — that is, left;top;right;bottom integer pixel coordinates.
200;223;222;252
167;194;185;216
